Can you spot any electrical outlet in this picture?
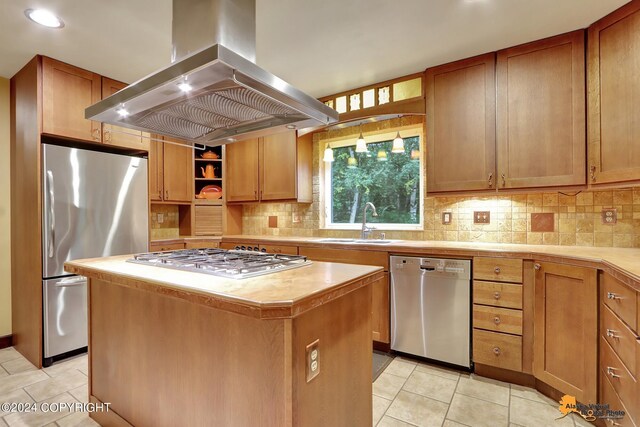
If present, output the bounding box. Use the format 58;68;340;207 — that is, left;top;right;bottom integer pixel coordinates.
292;213;301;224
306;339;320;383
157;213;164;224
442;212;452;225
474;211;491;224
601;208;617;225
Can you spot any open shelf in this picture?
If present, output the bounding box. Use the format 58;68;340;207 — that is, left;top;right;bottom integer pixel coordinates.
195;178;222;181
195;158;222;162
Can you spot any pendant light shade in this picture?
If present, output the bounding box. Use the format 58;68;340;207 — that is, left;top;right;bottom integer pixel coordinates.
391;131;404;153
410;149;420;161
347;156;357;168
355;132;367;153
377;150;388;162
323;144;334;162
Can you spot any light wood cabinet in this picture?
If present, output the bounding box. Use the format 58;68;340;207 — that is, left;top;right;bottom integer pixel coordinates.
101;78;149;152
372;272;390;343
496;31;586;189
426;53;496;193
194;206;222;236
588;1;640;185
149;137;192;203
226;131;312;203
533;262;597;402
42;57;102;143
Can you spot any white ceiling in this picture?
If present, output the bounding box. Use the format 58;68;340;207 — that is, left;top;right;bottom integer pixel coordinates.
0;0;629;98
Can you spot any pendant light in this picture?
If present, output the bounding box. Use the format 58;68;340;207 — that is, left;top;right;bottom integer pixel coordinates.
323;143;334;162
377;149;388;162
391;131;404;153
355;125;367;153
410;149;420;161
347;156;357;168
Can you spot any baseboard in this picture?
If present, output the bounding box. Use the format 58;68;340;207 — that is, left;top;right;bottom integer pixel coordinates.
0;334;12;350
474;363;536;387
373;341;390;352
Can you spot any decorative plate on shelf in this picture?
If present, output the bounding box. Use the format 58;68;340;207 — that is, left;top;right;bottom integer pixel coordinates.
196;185;223;199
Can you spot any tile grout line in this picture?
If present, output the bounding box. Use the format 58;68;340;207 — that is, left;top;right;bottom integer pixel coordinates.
376;362;416;426
507;383;512;426
442;373;461;426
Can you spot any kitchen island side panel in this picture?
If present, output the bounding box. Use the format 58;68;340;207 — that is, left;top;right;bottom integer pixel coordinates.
88;278;289;427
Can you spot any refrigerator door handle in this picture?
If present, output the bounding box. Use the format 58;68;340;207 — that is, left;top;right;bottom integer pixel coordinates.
55;277;87;287
46;170;55;258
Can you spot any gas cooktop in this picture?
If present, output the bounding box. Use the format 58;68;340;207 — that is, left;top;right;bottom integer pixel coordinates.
127;248;311;279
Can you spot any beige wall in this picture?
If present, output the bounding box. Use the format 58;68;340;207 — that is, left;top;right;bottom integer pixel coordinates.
0;77;11;336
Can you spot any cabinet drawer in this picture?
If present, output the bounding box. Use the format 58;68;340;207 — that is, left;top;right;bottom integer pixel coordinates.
299;247;389;270
474;257;523;283
473;305;523;335
473;329;522;372
473;281;522;309
259;244;298;255
603;273;637;333
601;336;637;423
602;304;637;378
601;371;636;427
149;242;185;252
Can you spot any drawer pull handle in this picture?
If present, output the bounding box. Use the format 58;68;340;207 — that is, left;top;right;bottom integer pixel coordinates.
494;267;501;274
606;329;620;339
606;367;620;379
606;419;621;426
493;316;501;325
534;263;541;271
607;292;621;300
492;346;501;355
493;292;501;300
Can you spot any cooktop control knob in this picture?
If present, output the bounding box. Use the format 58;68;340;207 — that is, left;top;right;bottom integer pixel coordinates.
261;248;267;253
235;246;241;250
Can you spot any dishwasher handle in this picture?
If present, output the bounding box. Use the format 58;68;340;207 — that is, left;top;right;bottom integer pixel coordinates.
420;266;436;271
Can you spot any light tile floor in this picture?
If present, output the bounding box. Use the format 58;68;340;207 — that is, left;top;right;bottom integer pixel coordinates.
0;347;97;427
373;357;593;427
1;346;592;427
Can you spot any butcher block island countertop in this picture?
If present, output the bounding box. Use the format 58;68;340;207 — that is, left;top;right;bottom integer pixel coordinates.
64;256;383;427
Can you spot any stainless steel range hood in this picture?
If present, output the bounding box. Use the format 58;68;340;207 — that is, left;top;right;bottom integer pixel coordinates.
85;0;338;145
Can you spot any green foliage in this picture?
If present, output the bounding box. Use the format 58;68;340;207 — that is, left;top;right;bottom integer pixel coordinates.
330;137;421;224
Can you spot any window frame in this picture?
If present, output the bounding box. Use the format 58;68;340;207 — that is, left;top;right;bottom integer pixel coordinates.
321;125;425;231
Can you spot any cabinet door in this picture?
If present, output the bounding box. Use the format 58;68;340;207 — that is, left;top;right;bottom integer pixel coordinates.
533;262;597;402
149;138;164;201
260;131;297;200
226;138;259;202
588;2;640;184
101;78;149;151
497;31;586;189
426;53;496;193
162;137;192;202
372;272;390;344
42;57;102;142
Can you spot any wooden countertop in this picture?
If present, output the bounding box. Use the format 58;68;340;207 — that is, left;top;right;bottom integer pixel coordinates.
222;235;640;290
64;255;383;319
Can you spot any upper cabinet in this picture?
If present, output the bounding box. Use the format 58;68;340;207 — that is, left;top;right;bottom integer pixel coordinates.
149;136;192;203
426;53;496;193
588;2;640;185
496;30;586;189
226;131;312;203
42;57;102;142
101;78;149;152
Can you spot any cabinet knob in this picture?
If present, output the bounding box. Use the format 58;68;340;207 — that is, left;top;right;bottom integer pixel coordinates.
254;190;258;200
488;173;493;188
606;418;622;426
92;128;100;141
501;173;506;187
492;347;501;356
165;190;169;199
607;292;620;300
606;366;620;379
494;267;501;274
104;130;111;142
493;291;501;300
606;329;620;339
493;316;501;325
534;263;541;271
590;165;597;182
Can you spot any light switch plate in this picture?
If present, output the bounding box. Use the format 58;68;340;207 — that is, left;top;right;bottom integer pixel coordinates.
306;339;320;383
157;213;164;224
474;211;490;224
601;208;617;225
442;212;452;225
292;213;301;224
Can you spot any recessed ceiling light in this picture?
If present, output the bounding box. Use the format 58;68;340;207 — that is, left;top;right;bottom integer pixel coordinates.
177;82;192;92
24;9;64;29
116;107;129;118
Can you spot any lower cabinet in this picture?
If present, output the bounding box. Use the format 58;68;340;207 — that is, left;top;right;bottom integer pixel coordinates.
372;272;390;344
533;262;598;402
149;242;185;252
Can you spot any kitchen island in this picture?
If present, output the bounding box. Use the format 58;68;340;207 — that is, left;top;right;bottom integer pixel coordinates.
64;254;384;427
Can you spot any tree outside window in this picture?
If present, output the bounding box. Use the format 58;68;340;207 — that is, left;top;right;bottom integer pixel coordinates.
327;136;422;227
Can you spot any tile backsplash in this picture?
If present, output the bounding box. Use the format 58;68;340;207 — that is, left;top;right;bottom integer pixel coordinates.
150;204;180;240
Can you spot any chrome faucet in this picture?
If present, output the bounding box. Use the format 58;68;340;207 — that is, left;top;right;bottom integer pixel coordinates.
361;202;378;240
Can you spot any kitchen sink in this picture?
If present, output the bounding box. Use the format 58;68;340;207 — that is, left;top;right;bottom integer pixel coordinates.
316;238;395;245
317;238;356;243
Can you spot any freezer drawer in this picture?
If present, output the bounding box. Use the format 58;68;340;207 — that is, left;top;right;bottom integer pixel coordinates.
43;276;88;358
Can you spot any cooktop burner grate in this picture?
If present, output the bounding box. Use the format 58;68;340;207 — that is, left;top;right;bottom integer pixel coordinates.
127;248;311;279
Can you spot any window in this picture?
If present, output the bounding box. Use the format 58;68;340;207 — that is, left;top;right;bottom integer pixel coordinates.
324;132;423;230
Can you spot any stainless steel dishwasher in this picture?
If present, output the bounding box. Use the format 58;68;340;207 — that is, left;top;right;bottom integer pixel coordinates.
390;256;471;368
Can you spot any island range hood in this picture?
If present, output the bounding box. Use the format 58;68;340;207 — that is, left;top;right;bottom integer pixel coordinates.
85;0;338;145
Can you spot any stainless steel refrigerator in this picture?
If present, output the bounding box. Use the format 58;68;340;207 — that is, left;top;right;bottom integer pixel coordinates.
42;143;148;365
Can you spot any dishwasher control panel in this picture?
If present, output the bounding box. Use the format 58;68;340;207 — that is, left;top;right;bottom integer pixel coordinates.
391;256;471;279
